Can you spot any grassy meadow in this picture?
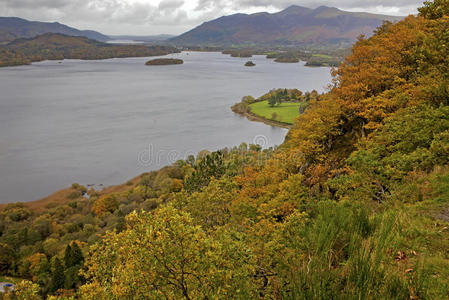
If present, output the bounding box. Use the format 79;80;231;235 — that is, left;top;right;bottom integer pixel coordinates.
249;100;300;124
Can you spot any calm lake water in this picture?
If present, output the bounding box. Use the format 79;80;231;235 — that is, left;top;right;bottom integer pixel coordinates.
0;52;332;203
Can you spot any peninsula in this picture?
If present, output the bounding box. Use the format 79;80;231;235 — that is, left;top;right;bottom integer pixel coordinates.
231;89;320;128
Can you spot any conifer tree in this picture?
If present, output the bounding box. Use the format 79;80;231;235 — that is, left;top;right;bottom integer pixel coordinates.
63;244;72;268
50;258;64;293
70;242;84;267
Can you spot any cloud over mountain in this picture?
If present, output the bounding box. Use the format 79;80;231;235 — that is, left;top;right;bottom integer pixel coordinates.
0;0;422;35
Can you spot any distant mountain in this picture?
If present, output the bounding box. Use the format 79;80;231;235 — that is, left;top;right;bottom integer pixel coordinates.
108;34;176;42
0;17;110;43
170;5;403;46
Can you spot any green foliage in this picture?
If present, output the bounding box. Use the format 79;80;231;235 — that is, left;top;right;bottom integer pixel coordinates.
81;206;257;299
49;258;64;293
332;104;449;203
267;96;276;107
6;280;40;300
63;266;81;290
0;243;14;274
184;151;226;194
145;58;183;65
267;49;345;66
268;202;405;299
419;0;449;19
305;55;341;67
1;204;31;222
176;178;237;229
64;243;83;269
274;56;300;63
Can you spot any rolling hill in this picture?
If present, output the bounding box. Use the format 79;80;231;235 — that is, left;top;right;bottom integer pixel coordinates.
0;17;110;43
0;33;179;67
170;5;403;46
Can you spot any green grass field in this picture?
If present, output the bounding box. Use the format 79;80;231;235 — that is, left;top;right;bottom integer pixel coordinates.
312;54;332;59
249;100;300;124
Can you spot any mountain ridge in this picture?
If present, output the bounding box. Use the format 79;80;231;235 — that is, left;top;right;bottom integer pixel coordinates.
0;17;110;42
170;5;403;46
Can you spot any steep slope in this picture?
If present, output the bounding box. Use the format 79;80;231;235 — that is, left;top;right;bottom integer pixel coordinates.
171;5;403;46
0;17;109;42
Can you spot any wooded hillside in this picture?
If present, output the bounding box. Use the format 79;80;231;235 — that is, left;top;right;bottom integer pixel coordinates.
0;33;179;67
1;1;449;299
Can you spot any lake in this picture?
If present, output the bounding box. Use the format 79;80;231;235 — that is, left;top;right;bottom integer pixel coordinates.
0;51;332;203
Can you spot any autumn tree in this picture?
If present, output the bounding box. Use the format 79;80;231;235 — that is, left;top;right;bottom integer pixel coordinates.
91;194;119;216
80;206;257;299
5;280;40;300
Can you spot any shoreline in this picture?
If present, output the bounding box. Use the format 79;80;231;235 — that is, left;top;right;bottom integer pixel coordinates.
231;107;292;129
0;174;143;211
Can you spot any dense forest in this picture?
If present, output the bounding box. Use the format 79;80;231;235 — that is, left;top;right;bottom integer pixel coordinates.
0;33;179;67
1;1;449;299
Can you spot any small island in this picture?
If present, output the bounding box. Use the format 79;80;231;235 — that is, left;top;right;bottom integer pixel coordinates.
245;61;256;67
145;58;184;66
274;57;300;63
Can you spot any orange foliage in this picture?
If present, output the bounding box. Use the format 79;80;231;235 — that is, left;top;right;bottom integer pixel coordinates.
332;17;427;130
92;194;119;216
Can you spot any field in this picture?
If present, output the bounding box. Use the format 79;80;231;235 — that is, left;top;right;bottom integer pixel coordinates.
249;100;300;124
312;53;332;59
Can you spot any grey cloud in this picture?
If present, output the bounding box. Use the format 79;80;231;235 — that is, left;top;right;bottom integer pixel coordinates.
237;0;423;8
159;0;185;11
0;0;424;35
196;0;422;14
3;0;72;9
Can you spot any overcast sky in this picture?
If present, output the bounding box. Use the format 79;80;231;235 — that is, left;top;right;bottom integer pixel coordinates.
0;0;424;35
